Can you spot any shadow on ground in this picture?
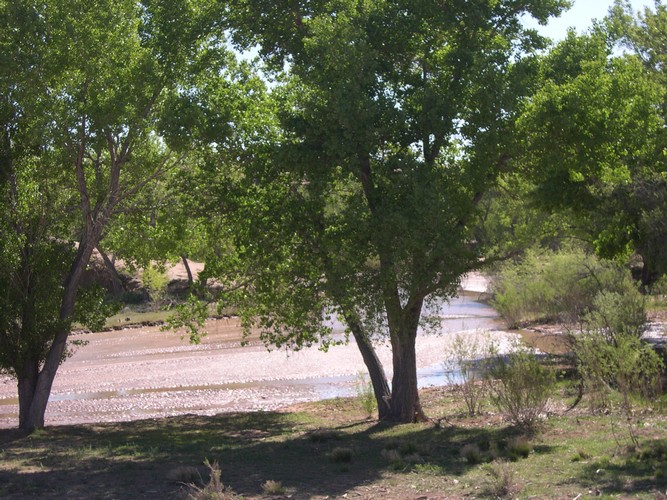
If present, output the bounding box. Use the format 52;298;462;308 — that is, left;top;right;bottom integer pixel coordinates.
0;410;664;499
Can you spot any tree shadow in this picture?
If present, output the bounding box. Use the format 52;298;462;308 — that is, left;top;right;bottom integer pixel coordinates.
0;412;559;499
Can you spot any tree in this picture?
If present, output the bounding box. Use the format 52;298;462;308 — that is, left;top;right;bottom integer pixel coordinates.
216;0;569;422
0;0;233;430
516;25;667;285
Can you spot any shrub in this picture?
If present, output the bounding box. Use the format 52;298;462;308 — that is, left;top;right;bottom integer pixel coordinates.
329;447;353;463
482;461;521;498
460;443;482;464
354;372;376;418
491;248;644;328
443;333;496;416
489;348;556;430
185;460;235;500
262;480;285;495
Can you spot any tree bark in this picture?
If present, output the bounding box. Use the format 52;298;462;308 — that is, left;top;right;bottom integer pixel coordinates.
181;254;194;285
98;246;124;296
345;316;392;419
20;238;99;431
389;330;426;422
17;360;38;430
386;297;427;423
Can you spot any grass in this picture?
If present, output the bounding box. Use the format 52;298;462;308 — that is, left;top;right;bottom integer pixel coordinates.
1;387;666;499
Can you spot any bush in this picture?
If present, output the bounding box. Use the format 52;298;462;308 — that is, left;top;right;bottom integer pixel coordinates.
261;480;285;495
482;461;521;498
491;248;645;328
185;460;235;500
443;333;496;416
574;331;664;445
489;348;556;430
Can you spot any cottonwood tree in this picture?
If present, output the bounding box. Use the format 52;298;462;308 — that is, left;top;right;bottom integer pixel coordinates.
215;0;569;422
0;0;236;430
516;21;667;285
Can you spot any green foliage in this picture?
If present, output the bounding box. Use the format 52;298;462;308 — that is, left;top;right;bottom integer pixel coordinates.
517;18;667;284
354;372;376;418
141;265;169;311
443;333;497;416
491;248;645;328
574;332;663;445
489;348;556;430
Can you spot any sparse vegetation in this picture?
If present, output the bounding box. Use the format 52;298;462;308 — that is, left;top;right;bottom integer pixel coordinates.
443;332;496;416
482;460;521;498
261;479;285;495
0;387;666;498
488;347;556;430
354;372;377;418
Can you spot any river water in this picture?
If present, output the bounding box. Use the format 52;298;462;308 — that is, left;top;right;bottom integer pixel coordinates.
0;292;512;428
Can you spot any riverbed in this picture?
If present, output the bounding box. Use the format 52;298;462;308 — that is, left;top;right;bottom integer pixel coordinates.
0;290;515;428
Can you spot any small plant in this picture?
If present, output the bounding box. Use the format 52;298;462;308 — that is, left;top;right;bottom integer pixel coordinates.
330;446;353;463
506;436;532;461
262;479;285;495
403;452;425;464
443;332;496;416
570;449;592;462
482;460;521;498
185;460;234;500
354;372;377;418
308;429;341;443
168;465;202;486
460;443;482;465
141;263;169;311
380;448;404;469
488;347;556;430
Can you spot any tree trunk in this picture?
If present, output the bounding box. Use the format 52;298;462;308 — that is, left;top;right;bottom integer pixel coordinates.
20;239;99;431
345;316;392;419
389;330;426;422
97;246;124;296
17;360;38;430
181;254;194;285
386;298;427;423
